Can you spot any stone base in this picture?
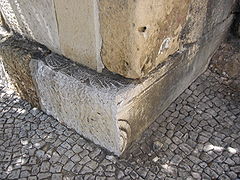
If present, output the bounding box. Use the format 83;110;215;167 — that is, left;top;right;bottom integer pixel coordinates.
0;15;233;155
31;15;232;155
0;35;50;107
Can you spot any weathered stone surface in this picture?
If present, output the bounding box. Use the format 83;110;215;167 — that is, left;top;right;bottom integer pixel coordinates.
54;0;104;72
0;0;60;53
0;0;236;79
0;0;235;155
30;54;127;155
28;14;232;155
0;36;50;107
118;15;233;146
181;0;235;44
99;0;236;78
99;0;190;78
1;63;240;179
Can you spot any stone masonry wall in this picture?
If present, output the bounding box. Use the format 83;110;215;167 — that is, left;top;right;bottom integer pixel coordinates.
0;1;237;154
0;0;237;79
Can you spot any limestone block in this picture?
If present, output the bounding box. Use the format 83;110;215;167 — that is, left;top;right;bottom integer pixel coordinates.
204;0;236;33
0;0;60;53
99;0;191;79
181;0;236;44
0;0;236;79
118;16;233;144
30;53;129;155
30;15;232;155
98;0;236;79
54;0;104;72
0;36;50;107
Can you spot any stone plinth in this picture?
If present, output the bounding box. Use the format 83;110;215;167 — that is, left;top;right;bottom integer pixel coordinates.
0;36;50;107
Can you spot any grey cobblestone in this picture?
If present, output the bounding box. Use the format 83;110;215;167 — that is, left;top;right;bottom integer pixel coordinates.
0;67;240;179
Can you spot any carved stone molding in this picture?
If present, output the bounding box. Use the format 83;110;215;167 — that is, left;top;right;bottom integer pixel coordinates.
118;119;131;153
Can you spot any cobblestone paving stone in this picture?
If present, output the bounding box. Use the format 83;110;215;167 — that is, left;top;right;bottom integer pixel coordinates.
0;69;240;180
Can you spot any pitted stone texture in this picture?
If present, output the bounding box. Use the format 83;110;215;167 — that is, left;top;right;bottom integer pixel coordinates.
99;0;236;78
99;0;190;79
30;54;129;155
0;65;240;179
0;0;60;53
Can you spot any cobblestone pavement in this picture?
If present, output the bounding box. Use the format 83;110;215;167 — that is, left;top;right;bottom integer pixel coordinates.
0;68;240;180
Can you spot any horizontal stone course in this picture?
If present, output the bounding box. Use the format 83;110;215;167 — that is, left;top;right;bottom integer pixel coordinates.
0;0;236;79
2;63;239;178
